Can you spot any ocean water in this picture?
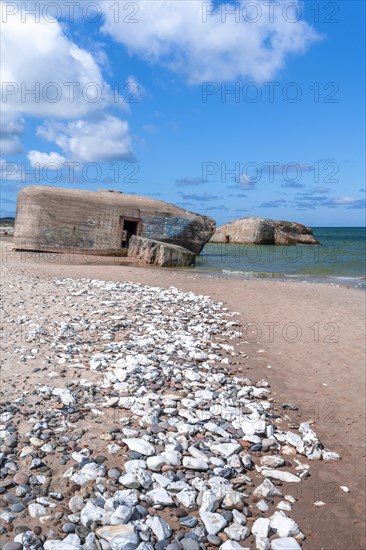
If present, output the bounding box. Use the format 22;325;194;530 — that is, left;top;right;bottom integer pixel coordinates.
196;227;366;287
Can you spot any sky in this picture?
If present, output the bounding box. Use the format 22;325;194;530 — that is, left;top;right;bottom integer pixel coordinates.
1;0;365;226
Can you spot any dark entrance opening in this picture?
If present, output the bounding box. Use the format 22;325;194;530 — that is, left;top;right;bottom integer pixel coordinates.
122;219;138;248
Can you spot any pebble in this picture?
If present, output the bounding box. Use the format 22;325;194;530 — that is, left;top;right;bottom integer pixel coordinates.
200;512;227;535
62;522;76;533
182;457;209;471
180;516;198;528
207;534;221;546
28;503;46;517
13;473;29;485
271;537;302;549
252;518;271;538
146;516;172;540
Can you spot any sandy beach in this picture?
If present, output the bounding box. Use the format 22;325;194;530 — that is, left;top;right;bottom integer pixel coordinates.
1;242;365;550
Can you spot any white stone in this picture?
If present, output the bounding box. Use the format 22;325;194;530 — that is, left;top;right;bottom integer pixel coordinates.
199;489;222;513
286;431;302;447
122;438;155;456
188;445;209;462
110;505;132;525
322;449;341;461
52;387;76;406
222;491;245;510
152;473;171;488
241;419;266;435
220;542;246;550
232;509;247;525
166;480;190;493
270;511;299;537
146;487;173;506
261;469;301;483
124;460;147;473
256;499;269;512
80;502;110;526
210;442;241;459
271;537;302;549
28;503;46;517
119;472;139;489
224;523;250;541
183;456;209;470
252;518;270;538
146;516;172;540
175;489;197;509
201;511;227;535
184;369;201;381
277;500;292;511
44;536;82;550
96;525;139;550
260;456;285;468
253;479;282;499
135;468;153;489
71;462;105;485
68;496;84;513
256;538;270;550
146;456;168;471
160;450;181;466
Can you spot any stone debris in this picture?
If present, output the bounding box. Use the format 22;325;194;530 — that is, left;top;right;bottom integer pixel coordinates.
127;236;196;267
0;275;342;549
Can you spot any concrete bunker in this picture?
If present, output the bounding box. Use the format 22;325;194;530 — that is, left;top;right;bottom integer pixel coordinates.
13;186;216;257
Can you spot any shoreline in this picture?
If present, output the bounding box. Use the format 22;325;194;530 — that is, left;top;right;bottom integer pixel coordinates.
1;244;365;549
1;237;365;290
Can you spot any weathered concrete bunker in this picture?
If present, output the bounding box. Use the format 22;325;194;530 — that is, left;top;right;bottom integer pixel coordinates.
14;186;216;257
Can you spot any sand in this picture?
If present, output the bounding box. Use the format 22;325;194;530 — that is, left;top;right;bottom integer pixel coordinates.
1;242;365;549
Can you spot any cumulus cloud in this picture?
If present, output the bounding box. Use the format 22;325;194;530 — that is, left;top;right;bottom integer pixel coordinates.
1;1;134;161
233;174;257;190
37;116;133;162
101;0;321;83
332;196;358;205
0;2;119;120
27;151;66;169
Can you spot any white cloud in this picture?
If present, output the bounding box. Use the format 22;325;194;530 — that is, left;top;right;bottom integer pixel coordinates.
333;196;357;205
0;158;23;182
0;1;120;120
1;2;133;161
236;174;257;190
0;132;22;156
37;115;133;162
27;150;66;169
101;0;321;83
0;119;24;156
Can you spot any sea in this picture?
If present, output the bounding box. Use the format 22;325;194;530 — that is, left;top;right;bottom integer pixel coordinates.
195;227;366;288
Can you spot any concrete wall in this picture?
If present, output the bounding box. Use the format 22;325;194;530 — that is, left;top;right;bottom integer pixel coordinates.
14;186;216;256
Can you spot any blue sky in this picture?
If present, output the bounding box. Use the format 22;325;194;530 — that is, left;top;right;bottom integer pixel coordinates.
1;0;365;226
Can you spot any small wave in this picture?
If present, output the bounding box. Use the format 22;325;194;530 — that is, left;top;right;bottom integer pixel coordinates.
219;269;366;287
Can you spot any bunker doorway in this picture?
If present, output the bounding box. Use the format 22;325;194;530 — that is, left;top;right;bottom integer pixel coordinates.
122;219;139;248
